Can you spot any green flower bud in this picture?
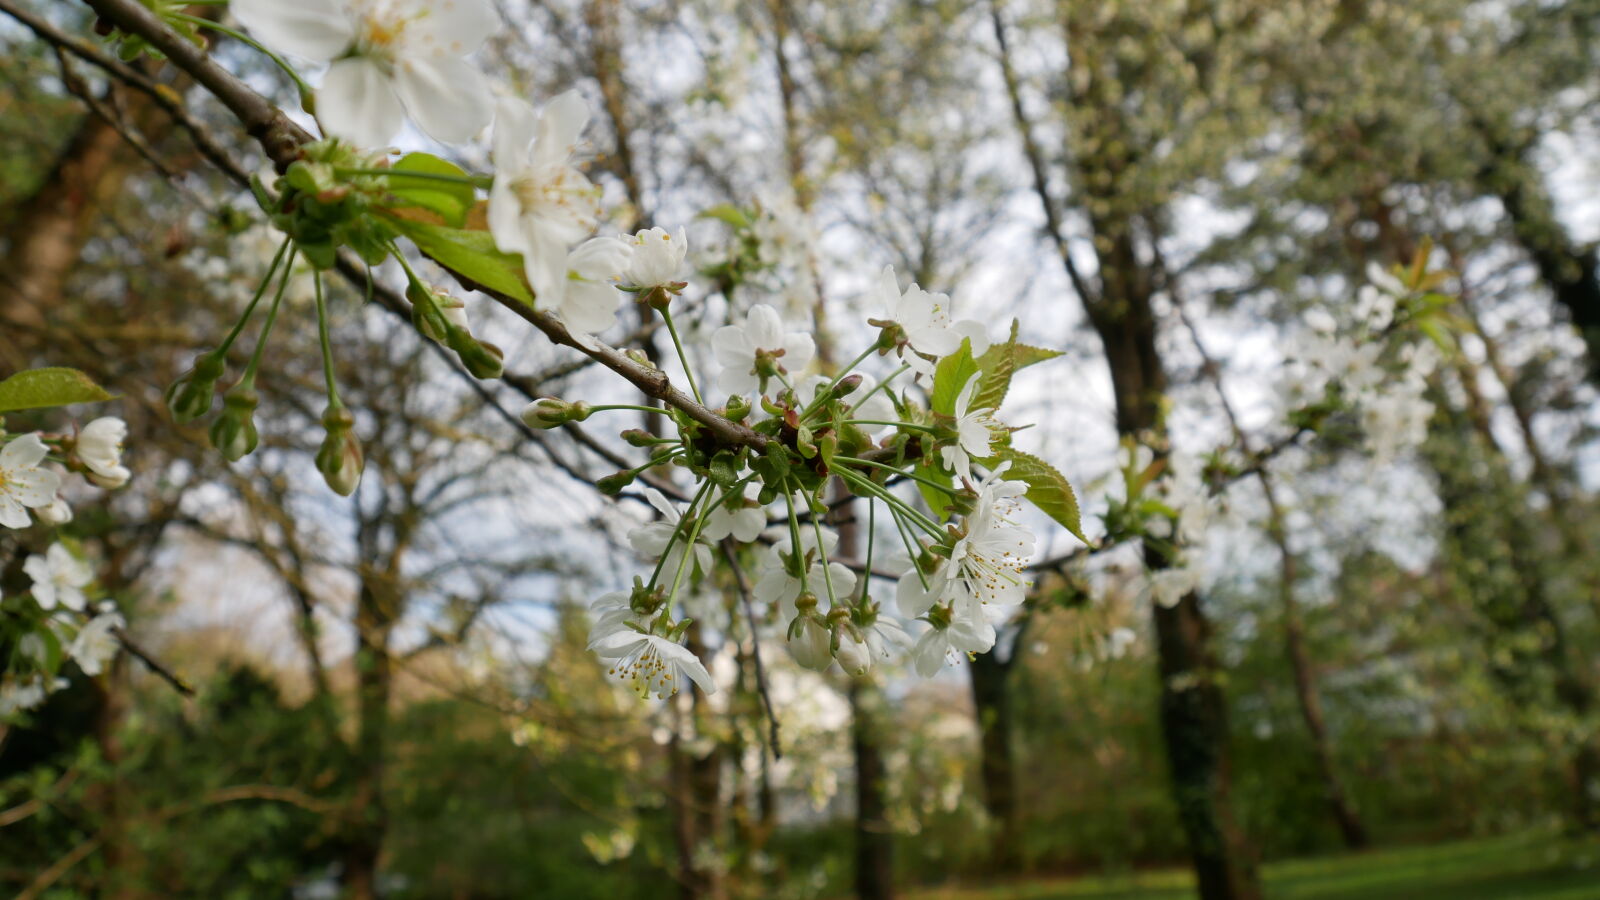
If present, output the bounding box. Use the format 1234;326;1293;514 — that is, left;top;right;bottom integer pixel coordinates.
621;429;659;447
448;327;504;380
522;398;573;429
315;404;363;496
166;352;226;424
597;470;636;495
209;383;260;462
725;395;752;422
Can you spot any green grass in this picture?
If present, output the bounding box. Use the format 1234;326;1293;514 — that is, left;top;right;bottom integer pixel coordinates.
909;829;1600;900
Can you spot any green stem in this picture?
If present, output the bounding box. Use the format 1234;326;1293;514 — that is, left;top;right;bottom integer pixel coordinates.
780;483;810;596
661;309;705;405
836;455;959;498
238;245;296;385
836;468;943;537
588;404;672;417
646;479;712;592
860;500;876;604
216;234;291;356
171;14;313;100
844;420;939;434
313;271;341;406
663;482;716;608
803;490;839;608
887;502;931;592
799;344;878;418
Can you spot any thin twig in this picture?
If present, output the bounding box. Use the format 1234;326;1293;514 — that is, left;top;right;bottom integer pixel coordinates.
721;540;781;759
113;626;194;696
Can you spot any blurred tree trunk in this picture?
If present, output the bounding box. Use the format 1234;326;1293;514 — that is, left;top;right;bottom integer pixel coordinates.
851;679;894;900
343;576;394;900
988;3;1262;894
968;619;1024;869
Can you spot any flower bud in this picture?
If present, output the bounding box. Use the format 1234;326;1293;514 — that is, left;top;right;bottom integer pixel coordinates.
621;429;659;447
448;327;504;380
210;383;260;462
625;348;653;368
834;628;873;676
830;374;864;401
36;496;73;526
597;470;636;495
315;404;363;496
523;398;574;429
166;353;226;424
787;615;833;671
724;395;752;422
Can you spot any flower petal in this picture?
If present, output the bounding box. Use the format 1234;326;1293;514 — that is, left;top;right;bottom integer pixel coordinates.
394;56;493;144
232;0;354;62
1;433;48;469
534;90;590;168
318;58;404;148
402;0;498;56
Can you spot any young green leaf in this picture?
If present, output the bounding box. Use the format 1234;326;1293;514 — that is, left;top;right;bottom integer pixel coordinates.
0;367;115;413
998;447;1087;543
386;153;476;227
384;216;536;306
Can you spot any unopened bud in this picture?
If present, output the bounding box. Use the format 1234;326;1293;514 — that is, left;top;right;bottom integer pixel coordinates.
597;470;636;495
621;428;659;447
210;383;260;462
315;404;363;496
448;328;503;379
831;374;863;399
166;353;226;424
625;348;653;368
523;398;573;429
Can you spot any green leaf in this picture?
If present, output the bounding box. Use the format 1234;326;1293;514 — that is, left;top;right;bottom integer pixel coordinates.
930;340;978;416
916;459;956;521
0;367;114;413
970;321;1063;412
699;204;752;229
998;447;1087;544
386;153;475;227
384;216;535;306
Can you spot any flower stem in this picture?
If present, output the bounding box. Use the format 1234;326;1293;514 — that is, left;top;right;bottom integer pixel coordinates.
836;455;958;498
646;479;711;592
313;271;341;407
836;468;943;537
660;309;705;405
216;234;291;356
238;245;296;386
338;167;491;188
170;14;314;101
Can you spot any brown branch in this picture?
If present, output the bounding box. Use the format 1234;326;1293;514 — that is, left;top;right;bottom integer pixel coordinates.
113;626;195;696
74;0;771;455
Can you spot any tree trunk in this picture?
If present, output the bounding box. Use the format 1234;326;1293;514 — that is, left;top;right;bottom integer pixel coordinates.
968;643;1020;869
1;80;160;331
1088;224;1262;900
343;579;394;900
851;679;894;900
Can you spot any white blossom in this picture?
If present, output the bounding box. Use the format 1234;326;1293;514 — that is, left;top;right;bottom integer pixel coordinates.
786;616;833;671
910;616;995;677
232;0;498;147
557;236;632;336
77;417;130;488
711;304;815;396
754;526;855;619
1147;566;1199;608
698;485;765;543
628;489;714;585
873;265;989;377
591;630;716;698
68;611;125;677
939;374;999;481
24;543;92;612
0;676;52;716
835;615;911;676
623;226;688;289
0;434;61;528
489;92;602;302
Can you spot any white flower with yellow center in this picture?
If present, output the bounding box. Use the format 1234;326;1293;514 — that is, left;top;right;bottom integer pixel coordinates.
623;226;689;290
232;0;499;147
711;305;816;396
872;265;989;378
0;434;61;529
69;610;125;677
591;630;716;698
488;92;603;303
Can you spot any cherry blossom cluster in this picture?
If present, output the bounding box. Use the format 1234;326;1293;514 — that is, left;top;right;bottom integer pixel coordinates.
0;418;130;716
90;0;1082;699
